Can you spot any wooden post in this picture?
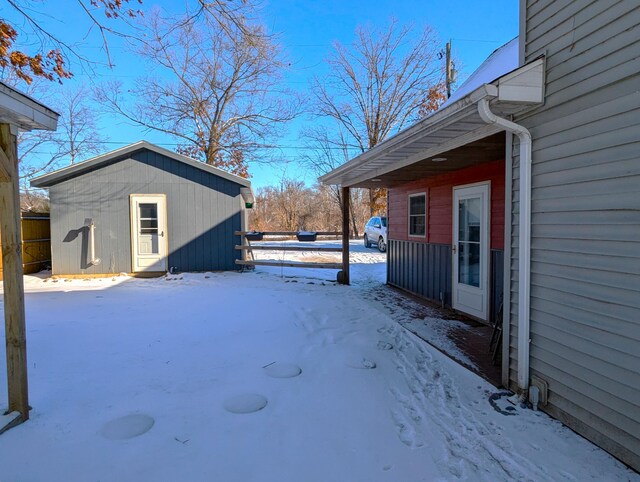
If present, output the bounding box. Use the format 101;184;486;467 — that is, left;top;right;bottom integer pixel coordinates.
340;186;350;285
0;124;29;422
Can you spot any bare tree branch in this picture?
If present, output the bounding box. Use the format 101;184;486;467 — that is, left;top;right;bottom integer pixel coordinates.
96;3;299;177
308;19;442;216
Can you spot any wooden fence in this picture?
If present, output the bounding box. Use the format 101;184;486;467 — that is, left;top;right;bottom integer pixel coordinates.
0;214;51;280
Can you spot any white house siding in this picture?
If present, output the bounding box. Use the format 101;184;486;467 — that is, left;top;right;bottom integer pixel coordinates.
510;0;640;470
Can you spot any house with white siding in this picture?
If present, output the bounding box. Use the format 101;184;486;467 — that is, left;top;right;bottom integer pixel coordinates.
321;1;640;470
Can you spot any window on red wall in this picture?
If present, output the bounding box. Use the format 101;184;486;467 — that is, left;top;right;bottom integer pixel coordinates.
408;192;427;237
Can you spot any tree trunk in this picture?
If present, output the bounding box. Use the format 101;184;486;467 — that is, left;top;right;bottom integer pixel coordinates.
349;194;359;239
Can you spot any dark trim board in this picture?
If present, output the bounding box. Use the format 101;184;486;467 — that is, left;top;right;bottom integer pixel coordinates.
490;249;504;324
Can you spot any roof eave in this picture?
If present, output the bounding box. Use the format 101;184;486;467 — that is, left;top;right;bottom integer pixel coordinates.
0;81;59;131
318;84;497;186
319;58;545;187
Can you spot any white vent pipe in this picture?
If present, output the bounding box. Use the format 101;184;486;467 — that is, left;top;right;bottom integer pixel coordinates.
477;98;532;393
88;221;101;266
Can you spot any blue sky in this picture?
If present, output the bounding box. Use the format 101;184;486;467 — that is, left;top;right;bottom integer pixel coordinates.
6;0;519;189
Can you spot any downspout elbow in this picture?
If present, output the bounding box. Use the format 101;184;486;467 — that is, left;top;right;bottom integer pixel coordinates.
477;98;531;144
477;98;532;394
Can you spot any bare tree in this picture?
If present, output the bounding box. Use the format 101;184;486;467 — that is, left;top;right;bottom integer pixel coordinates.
20;190;49;213
55;84;107;165
0;0;144;84
96;4;298;177
0;0;252;84
302;125;368;237
249;178;367;235
251;178;313;231
310;19;441;215
14;82;107;180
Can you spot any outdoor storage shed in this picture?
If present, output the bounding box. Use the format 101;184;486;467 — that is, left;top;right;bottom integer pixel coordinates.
31;141;254;275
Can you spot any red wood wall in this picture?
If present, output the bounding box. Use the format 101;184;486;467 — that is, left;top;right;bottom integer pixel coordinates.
388;159;505;250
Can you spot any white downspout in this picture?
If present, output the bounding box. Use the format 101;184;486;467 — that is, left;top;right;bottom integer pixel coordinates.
477;98;532;395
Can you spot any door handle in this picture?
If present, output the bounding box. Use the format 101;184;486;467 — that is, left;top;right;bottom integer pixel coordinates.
160;231;165;237
452;244;457;254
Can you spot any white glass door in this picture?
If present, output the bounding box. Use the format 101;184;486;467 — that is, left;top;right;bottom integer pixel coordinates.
130;194;168;272
453;183;489;320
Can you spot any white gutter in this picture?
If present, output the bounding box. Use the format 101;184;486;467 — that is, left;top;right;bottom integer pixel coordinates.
240;187;255;206
477;98;532;394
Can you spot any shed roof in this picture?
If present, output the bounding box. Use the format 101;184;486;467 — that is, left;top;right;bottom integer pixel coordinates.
31;141;253;190
0;81;59;131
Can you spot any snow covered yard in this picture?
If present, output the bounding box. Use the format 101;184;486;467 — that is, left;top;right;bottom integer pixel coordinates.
0;242;637;481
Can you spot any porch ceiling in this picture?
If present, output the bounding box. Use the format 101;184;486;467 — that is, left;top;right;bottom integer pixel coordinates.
354;132;505;189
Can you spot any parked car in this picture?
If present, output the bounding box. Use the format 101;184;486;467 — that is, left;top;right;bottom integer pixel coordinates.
364;216;387;252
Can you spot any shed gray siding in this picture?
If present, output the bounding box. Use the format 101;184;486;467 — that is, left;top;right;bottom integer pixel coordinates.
48;148;244;274
510;0;640;470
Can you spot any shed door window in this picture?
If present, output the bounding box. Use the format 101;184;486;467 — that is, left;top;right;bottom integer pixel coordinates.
138;203;159;254
408;193;426;237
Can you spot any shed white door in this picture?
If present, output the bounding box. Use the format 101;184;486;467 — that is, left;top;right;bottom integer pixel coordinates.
452;183;489;320
130;195;168;272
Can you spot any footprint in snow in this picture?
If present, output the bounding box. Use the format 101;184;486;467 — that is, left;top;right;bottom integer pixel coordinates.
376;325;395;335
100;414;155;440
345;357;377;369
377;341;394;350
224;394;268;414
263;362;302;378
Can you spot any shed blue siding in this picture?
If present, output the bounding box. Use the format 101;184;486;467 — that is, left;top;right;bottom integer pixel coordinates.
48;148;244;274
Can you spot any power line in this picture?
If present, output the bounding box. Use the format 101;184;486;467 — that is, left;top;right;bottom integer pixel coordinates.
451;38;505;44
23;142;350;154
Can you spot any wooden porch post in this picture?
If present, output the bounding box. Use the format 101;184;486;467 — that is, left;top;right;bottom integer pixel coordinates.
0;124;29;424
340;186;350;285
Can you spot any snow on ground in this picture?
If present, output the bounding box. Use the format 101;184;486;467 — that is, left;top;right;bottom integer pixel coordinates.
250;240;476;368
0;241;637;481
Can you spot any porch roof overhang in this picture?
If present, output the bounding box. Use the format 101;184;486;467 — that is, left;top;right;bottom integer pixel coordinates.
319;58;545;189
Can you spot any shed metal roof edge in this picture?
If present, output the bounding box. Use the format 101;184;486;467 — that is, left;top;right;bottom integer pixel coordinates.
30;141;253;190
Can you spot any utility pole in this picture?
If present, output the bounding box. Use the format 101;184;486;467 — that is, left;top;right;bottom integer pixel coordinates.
445;39;452;98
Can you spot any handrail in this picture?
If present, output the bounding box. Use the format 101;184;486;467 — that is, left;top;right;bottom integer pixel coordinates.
235;230;347;282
